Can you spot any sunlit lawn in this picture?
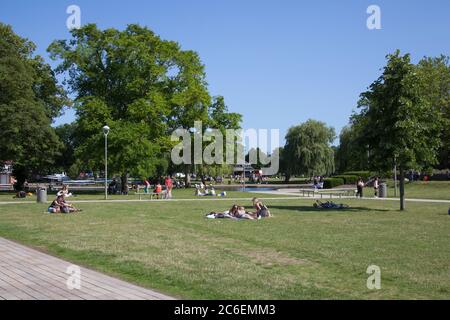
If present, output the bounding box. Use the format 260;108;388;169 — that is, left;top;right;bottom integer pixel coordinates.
0;188;293;202
0;196;449;299
0;181;448;202
385;180;450;200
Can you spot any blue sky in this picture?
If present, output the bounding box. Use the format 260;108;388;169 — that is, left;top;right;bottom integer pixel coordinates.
1;0;449;145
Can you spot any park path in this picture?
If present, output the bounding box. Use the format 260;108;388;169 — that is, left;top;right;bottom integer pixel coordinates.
0;237;174;300
0;195;449;205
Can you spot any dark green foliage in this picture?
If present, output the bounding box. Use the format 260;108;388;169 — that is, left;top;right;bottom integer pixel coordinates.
323;177;344;189
415;55;450;169
48;24;241;186
282;119;335;181
343;171;372;180
353;51;444;210
333;175;358;184
0;23;68;189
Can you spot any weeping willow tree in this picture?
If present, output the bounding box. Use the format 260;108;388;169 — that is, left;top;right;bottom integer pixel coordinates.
282;119;335;181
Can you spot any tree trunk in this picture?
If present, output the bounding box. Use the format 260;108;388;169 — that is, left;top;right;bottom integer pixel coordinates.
284;174;291;183
12;165;27;191
399;168;405;211
184;165;191;187
121;173;128;195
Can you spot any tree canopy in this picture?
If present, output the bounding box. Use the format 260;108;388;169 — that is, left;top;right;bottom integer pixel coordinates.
0;23;68;189
353;50;443;210
48;24;241;187
282;119;335;181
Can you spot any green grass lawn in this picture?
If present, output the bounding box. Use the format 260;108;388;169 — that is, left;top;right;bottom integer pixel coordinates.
0;188;293;202
384;180;450;200
0;196;449;299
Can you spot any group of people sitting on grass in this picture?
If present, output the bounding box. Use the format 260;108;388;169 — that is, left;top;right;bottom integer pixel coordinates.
206;198;271;220
195;184;227;197
47;185;81;214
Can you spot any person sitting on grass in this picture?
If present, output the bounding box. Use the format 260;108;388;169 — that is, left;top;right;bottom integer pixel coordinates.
252;198;271;218
59;196;82;213
13;190;27;198
57;185;73;198
48;195;82;213
48;196;62;213
195;187;205;196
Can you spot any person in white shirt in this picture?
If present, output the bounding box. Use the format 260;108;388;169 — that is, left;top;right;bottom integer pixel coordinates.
373;177;379;197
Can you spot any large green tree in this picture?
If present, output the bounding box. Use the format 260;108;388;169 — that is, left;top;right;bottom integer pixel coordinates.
334;124;369;173
415;55;450;169
354;51;443;210
282;119;335;181
0;23;68;189
49;24;241;190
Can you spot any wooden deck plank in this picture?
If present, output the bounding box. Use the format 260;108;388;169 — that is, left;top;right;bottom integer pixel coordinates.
0;237;174;300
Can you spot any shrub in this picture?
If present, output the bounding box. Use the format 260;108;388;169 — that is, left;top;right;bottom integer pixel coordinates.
344;171;372;180
333;175;358;184
323;178;345;189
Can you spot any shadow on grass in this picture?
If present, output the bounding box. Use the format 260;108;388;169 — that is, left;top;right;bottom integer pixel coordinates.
269;205;390;213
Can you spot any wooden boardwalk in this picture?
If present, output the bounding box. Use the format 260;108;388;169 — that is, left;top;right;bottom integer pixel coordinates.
0;237;174;300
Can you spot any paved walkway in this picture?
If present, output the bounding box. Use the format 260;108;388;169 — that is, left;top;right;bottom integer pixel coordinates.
0;237;174;300
0;195;449;205
250;189;450;204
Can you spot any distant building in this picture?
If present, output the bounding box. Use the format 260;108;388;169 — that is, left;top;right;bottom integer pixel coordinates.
0;161;13;185
233;162;254;177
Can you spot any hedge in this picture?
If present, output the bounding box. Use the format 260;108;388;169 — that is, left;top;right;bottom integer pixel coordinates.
333;175;358;184
323;178;345;189
343;171;372;180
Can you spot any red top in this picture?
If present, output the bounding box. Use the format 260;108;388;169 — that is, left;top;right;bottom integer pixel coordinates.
165;178;173;188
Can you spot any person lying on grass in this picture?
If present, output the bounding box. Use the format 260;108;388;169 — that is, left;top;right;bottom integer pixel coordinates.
313;200;349;209
206;203;271;220
206;204;255;219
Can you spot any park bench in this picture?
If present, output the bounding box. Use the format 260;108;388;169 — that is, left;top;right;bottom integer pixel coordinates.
298;188;357;198
317;188;357;199
0;184;14;191
298;188;318;197
135;190;167;200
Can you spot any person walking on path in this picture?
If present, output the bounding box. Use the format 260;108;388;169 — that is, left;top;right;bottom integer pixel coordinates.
373;177;379;198
356;177;364;198
144;178;150;194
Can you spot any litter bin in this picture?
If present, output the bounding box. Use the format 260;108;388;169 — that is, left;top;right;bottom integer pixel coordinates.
37;187;47;203
378;183;387;198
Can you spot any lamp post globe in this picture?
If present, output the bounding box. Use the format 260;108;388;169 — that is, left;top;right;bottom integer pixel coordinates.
103;125;110;200
103;125;110;136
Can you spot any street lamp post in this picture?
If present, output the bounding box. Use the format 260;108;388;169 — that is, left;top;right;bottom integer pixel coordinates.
103;125;110;200
394;155;398;197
